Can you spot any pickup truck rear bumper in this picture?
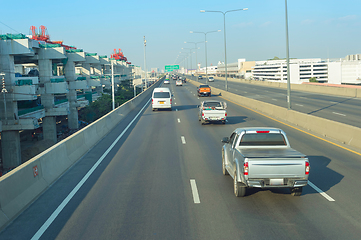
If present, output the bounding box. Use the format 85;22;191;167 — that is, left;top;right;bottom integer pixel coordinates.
203;116;226;122
246;179;308;188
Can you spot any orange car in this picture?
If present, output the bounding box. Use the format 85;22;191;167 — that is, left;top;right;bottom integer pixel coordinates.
197;84;211;97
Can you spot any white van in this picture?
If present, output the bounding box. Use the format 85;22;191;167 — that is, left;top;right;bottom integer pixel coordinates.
152;87;172;111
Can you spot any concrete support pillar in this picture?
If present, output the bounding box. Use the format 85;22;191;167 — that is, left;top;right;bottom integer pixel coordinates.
1;131;21;168
0;54;22;168
38;58;57;143
93;64;103;94
64;61;78;129
42;116;57;143
82;63;91;79
103;64;111;90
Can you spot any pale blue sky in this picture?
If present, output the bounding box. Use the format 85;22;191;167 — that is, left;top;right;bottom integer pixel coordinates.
1;0;360;71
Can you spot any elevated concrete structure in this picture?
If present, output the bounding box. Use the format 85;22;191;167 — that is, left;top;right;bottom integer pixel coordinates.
38;46;68;143
65;51;87;129
1;34;135;171
0;38;40;168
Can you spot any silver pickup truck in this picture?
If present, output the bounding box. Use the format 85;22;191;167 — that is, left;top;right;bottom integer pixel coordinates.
221;127;310;197
198;100;227;125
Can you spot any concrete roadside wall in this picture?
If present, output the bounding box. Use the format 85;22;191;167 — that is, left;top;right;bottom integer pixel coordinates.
212;76;361;98
0;78;163;230
190;79;361;151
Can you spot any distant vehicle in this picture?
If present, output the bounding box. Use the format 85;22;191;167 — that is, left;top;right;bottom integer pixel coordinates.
176;80;183;86
198;100;227;125
197;84;211;97
198;75;203;79
208;76;214;82
182;78;187;83
221;127;310;197
164;78;170;84
172;75;178;80
28;69;39;77
152;87;172;111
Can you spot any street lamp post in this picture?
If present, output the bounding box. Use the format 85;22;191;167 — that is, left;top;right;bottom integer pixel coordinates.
201;8;248;91
184;41;203;75
181;47;196;74
285;0;291;110
179;51;190;73
190;30;221;84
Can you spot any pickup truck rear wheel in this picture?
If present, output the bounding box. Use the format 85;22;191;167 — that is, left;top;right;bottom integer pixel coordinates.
234;172;246;197
222;150;229;175
291;187;302;196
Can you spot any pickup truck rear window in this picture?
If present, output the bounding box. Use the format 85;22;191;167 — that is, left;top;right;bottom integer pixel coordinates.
203;102;221;107
199;85;209;88
239;133;286;146
153;92;170;98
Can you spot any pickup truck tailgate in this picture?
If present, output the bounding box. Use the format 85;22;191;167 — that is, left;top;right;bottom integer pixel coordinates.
248;158;306;178
203;110;226;119
241;148;307;178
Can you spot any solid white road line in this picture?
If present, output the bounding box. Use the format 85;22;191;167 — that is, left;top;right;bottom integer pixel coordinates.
177;118;180;123
181;136;186;144
31;98;152;240
190;179;201;204
272;99;277;101
296;104;304;107
332;112;346;116
308;181;335;202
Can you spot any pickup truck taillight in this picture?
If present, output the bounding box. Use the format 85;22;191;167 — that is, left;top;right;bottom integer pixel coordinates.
244;162;249;175
305;161;310;175
152;99;153;104
202;113;204;117
225;113;227;117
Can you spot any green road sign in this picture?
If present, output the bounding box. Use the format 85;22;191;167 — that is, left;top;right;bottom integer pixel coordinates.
165;65;179;72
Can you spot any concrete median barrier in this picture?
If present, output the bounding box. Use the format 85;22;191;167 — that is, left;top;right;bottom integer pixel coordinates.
190;79;361;151
0;78;163;231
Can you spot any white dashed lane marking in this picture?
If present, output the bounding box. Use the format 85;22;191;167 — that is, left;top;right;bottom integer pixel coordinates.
177;118;180;123
190;179;200;204
181;136;186;144
332;112;346;117
308;181;335;202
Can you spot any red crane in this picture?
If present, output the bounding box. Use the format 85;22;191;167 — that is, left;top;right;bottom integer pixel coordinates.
29;25;76;50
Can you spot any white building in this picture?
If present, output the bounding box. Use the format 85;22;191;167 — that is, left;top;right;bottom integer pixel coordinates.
198;65;218;75
328;55;361;85
252;58;328;84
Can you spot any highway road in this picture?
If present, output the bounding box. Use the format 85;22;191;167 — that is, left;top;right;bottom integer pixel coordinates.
186;75;361;128
1;79;361;239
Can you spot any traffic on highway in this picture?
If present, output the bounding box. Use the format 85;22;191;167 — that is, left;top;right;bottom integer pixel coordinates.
1;76;361;239
186;74;361;128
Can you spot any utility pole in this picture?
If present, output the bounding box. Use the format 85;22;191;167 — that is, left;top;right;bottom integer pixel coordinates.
144;36;147;90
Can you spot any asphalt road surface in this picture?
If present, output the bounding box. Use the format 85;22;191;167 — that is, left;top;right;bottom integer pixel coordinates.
1;79;361;239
